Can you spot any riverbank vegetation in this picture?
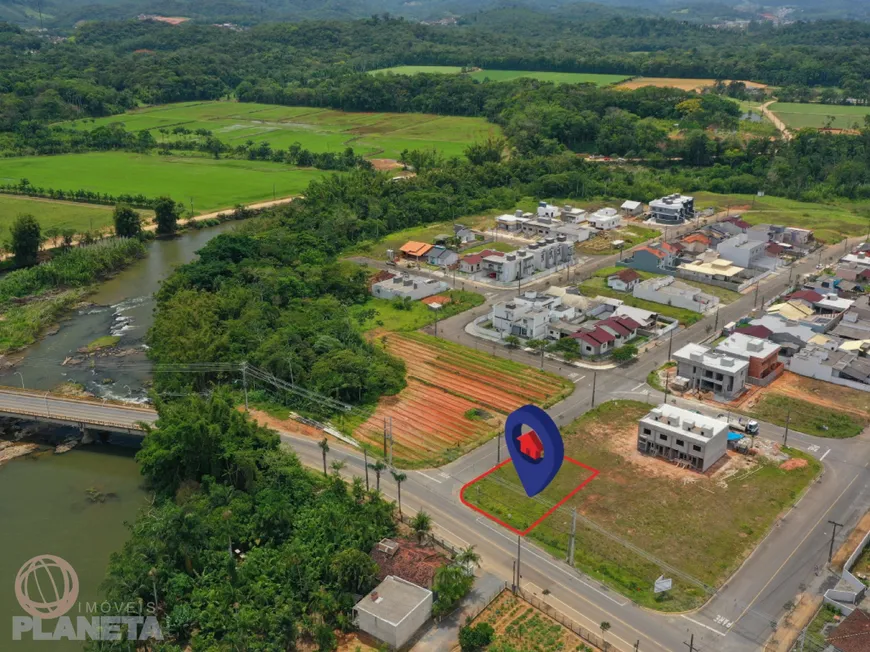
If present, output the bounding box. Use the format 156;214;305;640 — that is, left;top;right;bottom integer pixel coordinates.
95;390;397;649
0;237;146;352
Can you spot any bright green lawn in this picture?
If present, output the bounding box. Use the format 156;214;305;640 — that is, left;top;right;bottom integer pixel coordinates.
747;394;867;438
0;153;328;214
461;241;515;254
63;101;501;161
578;274;703;325
694;191;869;243
369;66;629;86
770;102;870;131
350;290;484;332
0;195;154;236
463;400;820;611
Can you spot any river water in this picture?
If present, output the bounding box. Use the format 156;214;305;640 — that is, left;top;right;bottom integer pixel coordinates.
0;223;237;649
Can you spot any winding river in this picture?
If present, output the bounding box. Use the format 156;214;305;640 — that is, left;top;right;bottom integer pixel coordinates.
0;222;237;650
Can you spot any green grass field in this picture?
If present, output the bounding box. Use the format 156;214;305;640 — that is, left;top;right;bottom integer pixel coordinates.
747;394;867;438
770;102;870;131
0;195;155;237
370;66;629;86
0;153;328;215
349;290;484;332
463;401;820;611
694;191;869;243
63;101;500;161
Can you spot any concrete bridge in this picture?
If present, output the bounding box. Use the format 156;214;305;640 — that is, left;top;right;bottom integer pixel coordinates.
0;386;157;434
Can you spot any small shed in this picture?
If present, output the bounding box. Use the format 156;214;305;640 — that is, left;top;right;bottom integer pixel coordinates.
354;576;433;649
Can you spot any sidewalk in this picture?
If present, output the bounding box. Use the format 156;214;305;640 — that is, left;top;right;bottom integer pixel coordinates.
411;572;505;652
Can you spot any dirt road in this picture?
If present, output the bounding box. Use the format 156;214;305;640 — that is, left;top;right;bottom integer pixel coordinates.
761;101;792;140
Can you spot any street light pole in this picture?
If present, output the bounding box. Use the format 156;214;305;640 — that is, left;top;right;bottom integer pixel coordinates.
13;371;24;389
783;409;791;447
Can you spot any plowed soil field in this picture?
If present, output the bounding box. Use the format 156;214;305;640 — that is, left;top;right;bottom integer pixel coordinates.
355;332;572;467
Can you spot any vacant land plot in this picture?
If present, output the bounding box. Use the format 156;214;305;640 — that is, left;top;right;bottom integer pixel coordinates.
349;290;484;332
370;66;628;86
64;101;500;161
617;77;767;91
578;272;704;325
462;401;820;610
0;195;155;236
467;591;602;652
769;102;870;131
0;153;326;215
354;332;572;467
347;214;494;261
577;225;659;256
694;191;866;243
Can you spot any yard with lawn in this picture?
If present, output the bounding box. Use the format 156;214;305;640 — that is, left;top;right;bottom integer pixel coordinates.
461;400;821;611
63;101;500;161
461;241;516;254
577;270;704;325
694;191;868;244
0;195;155;236
349;290;484;332
769;102;870;131
0;153;326;215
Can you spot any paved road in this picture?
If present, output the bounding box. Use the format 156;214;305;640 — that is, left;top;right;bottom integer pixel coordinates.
0;387;156;432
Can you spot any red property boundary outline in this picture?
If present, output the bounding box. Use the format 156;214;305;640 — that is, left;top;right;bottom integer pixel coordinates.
459;456;600;536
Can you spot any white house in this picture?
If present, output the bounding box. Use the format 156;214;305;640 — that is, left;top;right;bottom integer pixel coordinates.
537;201;561;219
606;269;642;292
496;210;530;231
637;405;729;472
354;576;433;650
371;273;448;301
717;233;775;269
633;276;719;313
673;342;749;400
491;291;575;340
588;208;622;231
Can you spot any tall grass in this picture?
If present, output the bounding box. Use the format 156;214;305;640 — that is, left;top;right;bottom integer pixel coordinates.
0;238;146;304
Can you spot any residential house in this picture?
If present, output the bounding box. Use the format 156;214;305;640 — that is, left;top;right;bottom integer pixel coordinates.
571;315;641;357
353;576;433;650
426;245;459;268
836;264;870;282
496;210;530;231
607;269;642;292
453;223;476;244
620;200;644;217
587;208;622;230
633;276;719;313
621;244;678;274
614;304;659;330
399;241;433;260
680;233;712;254
650;194;694;225
459;249;503;274
637;405;728;472
767;299;843;333
677;255;748;285
519;216;591;243
560;205;588;223
723;215;751;232
714;333;784;385
673;342;749;400
491;292;575;340
717;233;777;269
536;201;560;219
483;250;535;282
747;315;818;357
371;273;449;301
825;606;870;652
840;252;870;269
733;324;772;340
788;346;870;391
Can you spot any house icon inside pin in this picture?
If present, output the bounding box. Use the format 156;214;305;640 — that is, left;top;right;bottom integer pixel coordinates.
517;430;544;461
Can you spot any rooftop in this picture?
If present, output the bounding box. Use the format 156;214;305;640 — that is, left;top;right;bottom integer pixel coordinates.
678;258;744;278
641;404;729;444
400;241;433;257
609;269;642;284
674;342;749;373
715;332;780;360
734;324;772;339
354;576;432;625
826;607;870;652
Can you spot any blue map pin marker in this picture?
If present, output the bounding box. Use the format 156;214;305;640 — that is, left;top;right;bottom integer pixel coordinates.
504;404;564;498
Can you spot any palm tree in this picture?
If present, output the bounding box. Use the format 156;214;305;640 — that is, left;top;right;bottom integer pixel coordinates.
600;621;611;650
391;470;407;516
456;545;480;576
368;460;386;491
318;438;329;477
411;510;432;544
330;459;346;475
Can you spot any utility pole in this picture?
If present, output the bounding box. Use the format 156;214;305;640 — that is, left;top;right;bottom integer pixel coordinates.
567;508;577;566
783;409;791;447
591;371;597;408
667;327;674;360
497;435;501;464
241;361;249;410
516;535;522;590
714;306;720;332
829;520;844;562
683;634;695;652
754;281;760;307
512;560;517;593
383;418;388;457
634;641;640;652
388;416;393;467
364;449;370;491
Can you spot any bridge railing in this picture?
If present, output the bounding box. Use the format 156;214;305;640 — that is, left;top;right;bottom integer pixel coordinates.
0;385;158;414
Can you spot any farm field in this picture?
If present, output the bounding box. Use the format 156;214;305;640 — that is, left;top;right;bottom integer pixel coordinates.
462;401;820;611
468;590;603;652
354;332;573;467
0;195;154;236
63;101;500;161
370;66;629;86
617;77;767;91
769;102;870;131
694;191;867;243
0;153;326;214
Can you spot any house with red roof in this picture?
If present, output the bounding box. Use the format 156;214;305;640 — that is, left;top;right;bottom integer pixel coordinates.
459;250;503;274
734;324;773;340
680;233;711;254
620;244;677;274
606;269;642;292
571;315;641;357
